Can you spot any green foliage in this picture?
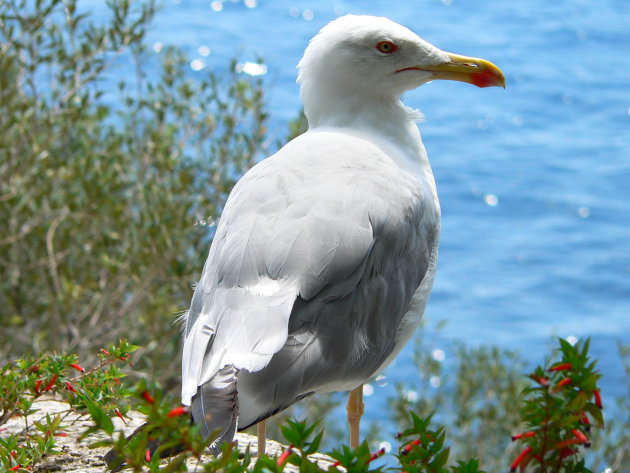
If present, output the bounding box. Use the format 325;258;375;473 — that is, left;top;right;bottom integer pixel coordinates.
0;338;617;473
395;413;452;473
588;342;629;472
0;340;136;471
280;420;324;455
271;411;484;473
386;333;629;472
260;391;344;449
0;0;267;387
389;337;527;471
101;381;216;473
509;338;603;472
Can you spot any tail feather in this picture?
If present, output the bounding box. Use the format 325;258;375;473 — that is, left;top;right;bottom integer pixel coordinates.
191;365;239;454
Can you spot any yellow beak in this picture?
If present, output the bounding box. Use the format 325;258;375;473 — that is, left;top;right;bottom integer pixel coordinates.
398;52;506;88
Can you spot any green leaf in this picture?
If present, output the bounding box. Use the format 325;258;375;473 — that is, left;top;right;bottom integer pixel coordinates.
305;431;323;455
431;446;450;470
584;403;604;427
450;459;486;473
280;422;301;447
84;397;114;434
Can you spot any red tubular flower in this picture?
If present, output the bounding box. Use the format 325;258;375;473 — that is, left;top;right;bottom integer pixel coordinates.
54;432;68;437
554;438;581;450
593;389;602;409
548;363;572;372
100;348;111;356
560;447;577;458
518;453;533;472
331;461;341;468
34;379;43;393
511;431;536;442
277;445;293;467
510;447;532;472
9;465;22;471
70;363;85;373
572;428;590;447
531;375;549;386
142;391;155;404
115;408;127;425
43;375;58;392
572;429;588;443
9;450;17;459
65;381;77;393
145;448;151;462
368;448;386;463
401;438;421;455
167;406;189;418
580;412;590;426
552;377;571;392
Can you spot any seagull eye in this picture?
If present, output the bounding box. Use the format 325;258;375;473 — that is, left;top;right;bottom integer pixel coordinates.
376;41;398;54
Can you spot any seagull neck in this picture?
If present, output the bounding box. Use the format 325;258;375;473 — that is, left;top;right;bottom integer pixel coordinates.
304;94;428;172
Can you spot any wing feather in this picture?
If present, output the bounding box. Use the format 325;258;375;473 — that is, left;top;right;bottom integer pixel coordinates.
181;130;438;410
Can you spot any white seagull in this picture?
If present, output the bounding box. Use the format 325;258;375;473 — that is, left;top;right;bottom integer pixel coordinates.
181;14;504;453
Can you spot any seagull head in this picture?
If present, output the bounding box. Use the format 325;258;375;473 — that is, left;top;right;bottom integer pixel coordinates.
298;15;505;126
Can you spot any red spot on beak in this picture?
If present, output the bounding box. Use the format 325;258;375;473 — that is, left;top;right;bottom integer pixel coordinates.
471;71;500;88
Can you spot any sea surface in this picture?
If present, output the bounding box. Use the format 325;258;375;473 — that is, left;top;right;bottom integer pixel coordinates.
89;0;629;444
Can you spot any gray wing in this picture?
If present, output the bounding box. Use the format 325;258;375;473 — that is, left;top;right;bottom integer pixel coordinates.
182;131;438;421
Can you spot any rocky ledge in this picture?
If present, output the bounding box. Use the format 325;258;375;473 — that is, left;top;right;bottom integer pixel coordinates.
3;397;336;472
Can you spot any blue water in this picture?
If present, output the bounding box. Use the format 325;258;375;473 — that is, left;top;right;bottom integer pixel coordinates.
94;0;629;437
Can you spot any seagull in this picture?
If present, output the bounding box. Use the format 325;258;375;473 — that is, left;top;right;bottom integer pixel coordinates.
181;14;504;454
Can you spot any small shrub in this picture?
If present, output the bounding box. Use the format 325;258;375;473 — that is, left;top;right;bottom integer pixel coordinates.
0;338;611;472
0;0;267;388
